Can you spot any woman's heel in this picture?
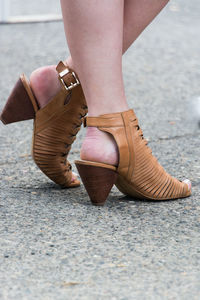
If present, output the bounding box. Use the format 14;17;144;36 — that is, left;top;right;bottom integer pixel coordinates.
75;161;118;206
0;75;38;125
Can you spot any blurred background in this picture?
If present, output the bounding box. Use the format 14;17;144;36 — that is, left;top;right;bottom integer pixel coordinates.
1;0;60;19
0;0;199;20
10;0;61;16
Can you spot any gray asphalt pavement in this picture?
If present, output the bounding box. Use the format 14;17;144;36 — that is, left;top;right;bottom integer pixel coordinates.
0;1;200;299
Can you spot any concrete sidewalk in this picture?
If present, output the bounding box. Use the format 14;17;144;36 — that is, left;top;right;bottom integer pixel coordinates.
0;1;200;299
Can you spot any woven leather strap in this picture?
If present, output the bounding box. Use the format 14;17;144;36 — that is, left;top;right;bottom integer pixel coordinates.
32;61;88;188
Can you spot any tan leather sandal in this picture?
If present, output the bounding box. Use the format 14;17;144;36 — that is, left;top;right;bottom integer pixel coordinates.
75;109;191;205
1;61;88;188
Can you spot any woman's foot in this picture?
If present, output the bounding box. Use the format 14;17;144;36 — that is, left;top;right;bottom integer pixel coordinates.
80;124;191;192
30;64;78;183
79;110;192;203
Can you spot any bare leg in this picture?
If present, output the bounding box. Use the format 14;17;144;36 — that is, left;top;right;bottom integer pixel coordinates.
66;0;169;66
61;0;127;116
123;0;169;52
30;0;169;109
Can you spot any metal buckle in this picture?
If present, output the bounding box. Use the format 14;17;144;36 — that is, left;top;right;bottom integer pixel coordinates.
59;68;80;91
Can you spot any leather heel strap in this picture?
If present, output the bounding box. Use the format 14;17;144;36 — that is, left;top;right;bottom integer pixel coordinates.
84;115;124;128
83;110;135;128
56;61;80;92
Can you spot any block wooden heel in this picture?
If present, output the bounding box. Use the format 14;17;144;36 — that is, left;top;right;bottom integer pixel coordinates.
75;161;118;206
0;75;38;124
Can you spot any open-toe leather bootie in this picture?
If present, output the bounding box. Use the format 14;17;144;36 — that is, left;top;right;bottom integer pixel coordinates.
1;62;88;188
75;109;191;205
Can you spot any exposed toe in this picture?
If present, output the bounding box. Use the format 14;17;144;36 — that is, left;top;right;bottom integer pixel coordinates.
183;179;192;192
